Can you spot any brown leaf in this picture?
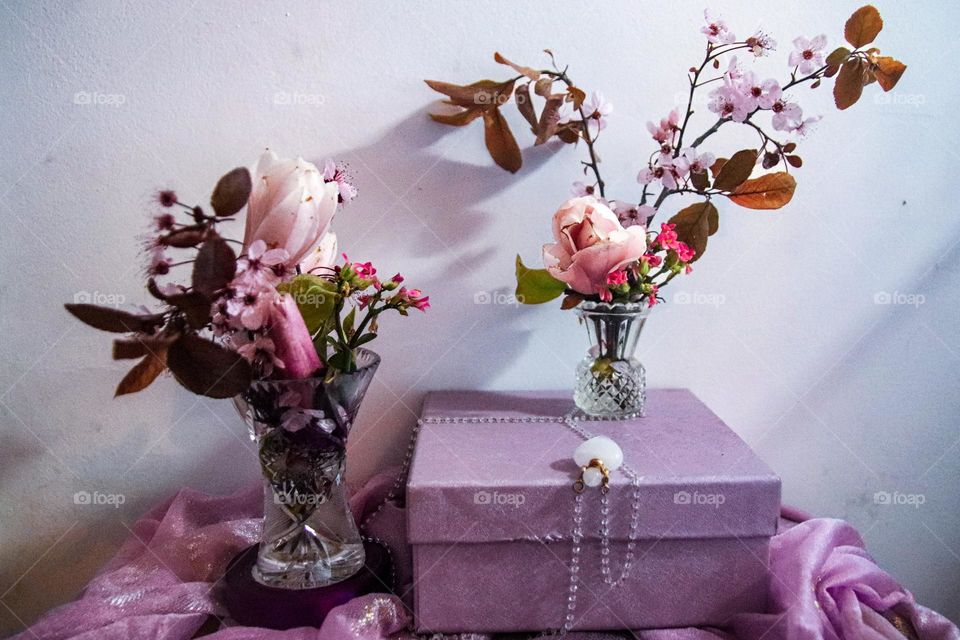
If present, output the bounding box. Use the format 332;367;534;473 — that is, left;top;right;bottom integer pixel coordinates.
515;83;539;132
566;87;586;110
690;169;710;191
192;235;236;296
786;155;803;168
535;95;564;145
874;57;906;91
668;201;718;262
534;77;553;97
65;303;164;334
210;167;252;218
727;172;797;209
844;5;883;48
762;151;780;170
494;52;540;81
556;125;580;144
713;149;757;191
483;108;522;173
166;334;252;399
115;350;168;397
429;108;485;126
560;293;584;310
834;59;866;110
710;157;727;178
167;291;213;329
160;226;207;248
425;79;514;109
113;339;148;359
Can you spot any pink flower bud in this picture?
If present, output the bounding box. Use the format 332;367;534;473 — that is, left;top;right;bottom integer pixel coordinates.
268;294;321;379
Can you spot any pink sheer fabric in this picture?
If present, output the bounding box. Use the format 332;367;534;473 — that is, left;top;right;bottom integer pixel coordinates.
13;475;958;640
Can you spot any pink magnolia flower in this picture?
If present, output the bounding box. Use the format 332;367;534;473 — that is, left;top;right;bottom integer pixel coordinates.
323;159;357;204
242;150;340;268
542;196;647;297
299;232;338;274
268;293;322;379
771;97;803;131
701;10;735;45
789;35;827;75
236;334;285;378
737;73;782;111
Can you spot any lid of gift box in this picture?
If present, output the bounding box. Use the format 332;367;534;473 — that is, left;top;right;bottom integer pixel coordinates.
407;389;780;544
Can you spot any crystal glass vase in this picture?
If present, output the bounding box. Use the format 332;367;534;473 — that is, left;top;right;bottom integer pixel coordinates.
233;348;380;589
574;301;650;419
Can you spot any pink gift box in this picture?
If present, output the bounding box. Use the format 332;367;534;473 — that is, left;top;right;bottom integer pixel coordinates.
407;389;781;633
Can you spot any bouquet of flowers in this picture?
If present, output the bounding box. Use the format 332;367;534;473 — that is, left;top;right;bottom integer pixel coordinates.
65;150;429;588
426;5;903;418
64;150;428;399
426;5;905;309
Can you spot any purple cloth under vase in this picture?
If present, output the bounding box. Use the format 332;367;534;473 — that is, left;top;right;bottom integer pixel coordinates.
8;395;957;640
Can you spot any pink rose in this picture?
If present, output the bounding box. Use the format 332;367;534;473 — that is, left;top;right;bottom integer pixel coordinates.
243;150;339;267
542;196;647;296
268;294;322;379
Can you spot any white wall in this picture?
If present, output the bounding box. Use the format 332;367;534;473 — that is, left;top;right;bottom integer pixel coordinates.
1;0;957;633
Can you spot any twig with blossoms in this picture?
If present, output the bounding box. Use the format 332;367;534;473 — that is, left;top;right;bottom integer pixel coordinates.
425;5;906;310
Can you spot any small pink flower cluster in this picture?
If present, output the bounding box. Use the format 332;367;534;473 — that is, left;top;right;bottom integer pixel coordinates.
638;115;717;191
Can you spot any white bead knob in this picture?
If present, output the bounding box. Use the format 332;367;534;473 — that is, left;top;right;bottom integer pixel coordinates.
573;436;623;471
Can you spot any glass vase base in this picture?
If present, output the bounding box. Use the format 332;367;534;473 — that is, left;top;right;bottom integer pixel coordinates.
252;542;366;589
574;356;646;419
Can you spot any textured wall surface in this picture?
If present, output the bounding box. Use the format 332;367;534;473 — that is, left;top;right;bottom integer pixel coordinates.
1;0;957;633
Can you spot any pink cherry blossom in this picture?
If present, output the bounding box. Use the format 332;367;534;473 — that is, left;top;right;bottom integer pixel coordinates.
674;148;716;176
571;181;597;197
323;159;357;204
701;10;735;45
613;202;655;229
236;334;285;378
771;97;803;131
646;109;680;144
708;84;750;122
791;115;822;138
737;72;782;111
226;285;276;330
148;248;172;277
237;239;290;286
746;30;777;57
789;35;827;75
561;91;613;137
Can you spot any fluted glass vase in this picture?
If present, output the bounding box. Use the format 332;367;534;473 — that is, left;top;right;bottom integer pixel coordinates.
233;348;380;589
574;301;650;419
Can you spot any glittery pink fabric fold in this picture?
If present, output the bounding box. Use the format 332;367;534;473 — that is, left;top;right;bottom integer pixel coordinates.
12;478;957;640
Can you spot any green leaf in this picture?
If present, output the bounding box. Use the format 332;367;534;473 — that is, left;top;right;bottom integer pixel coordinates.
277;274;339;336
343;307;357;338
826;46;851;67
515;255;566;304
353;333;378;347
